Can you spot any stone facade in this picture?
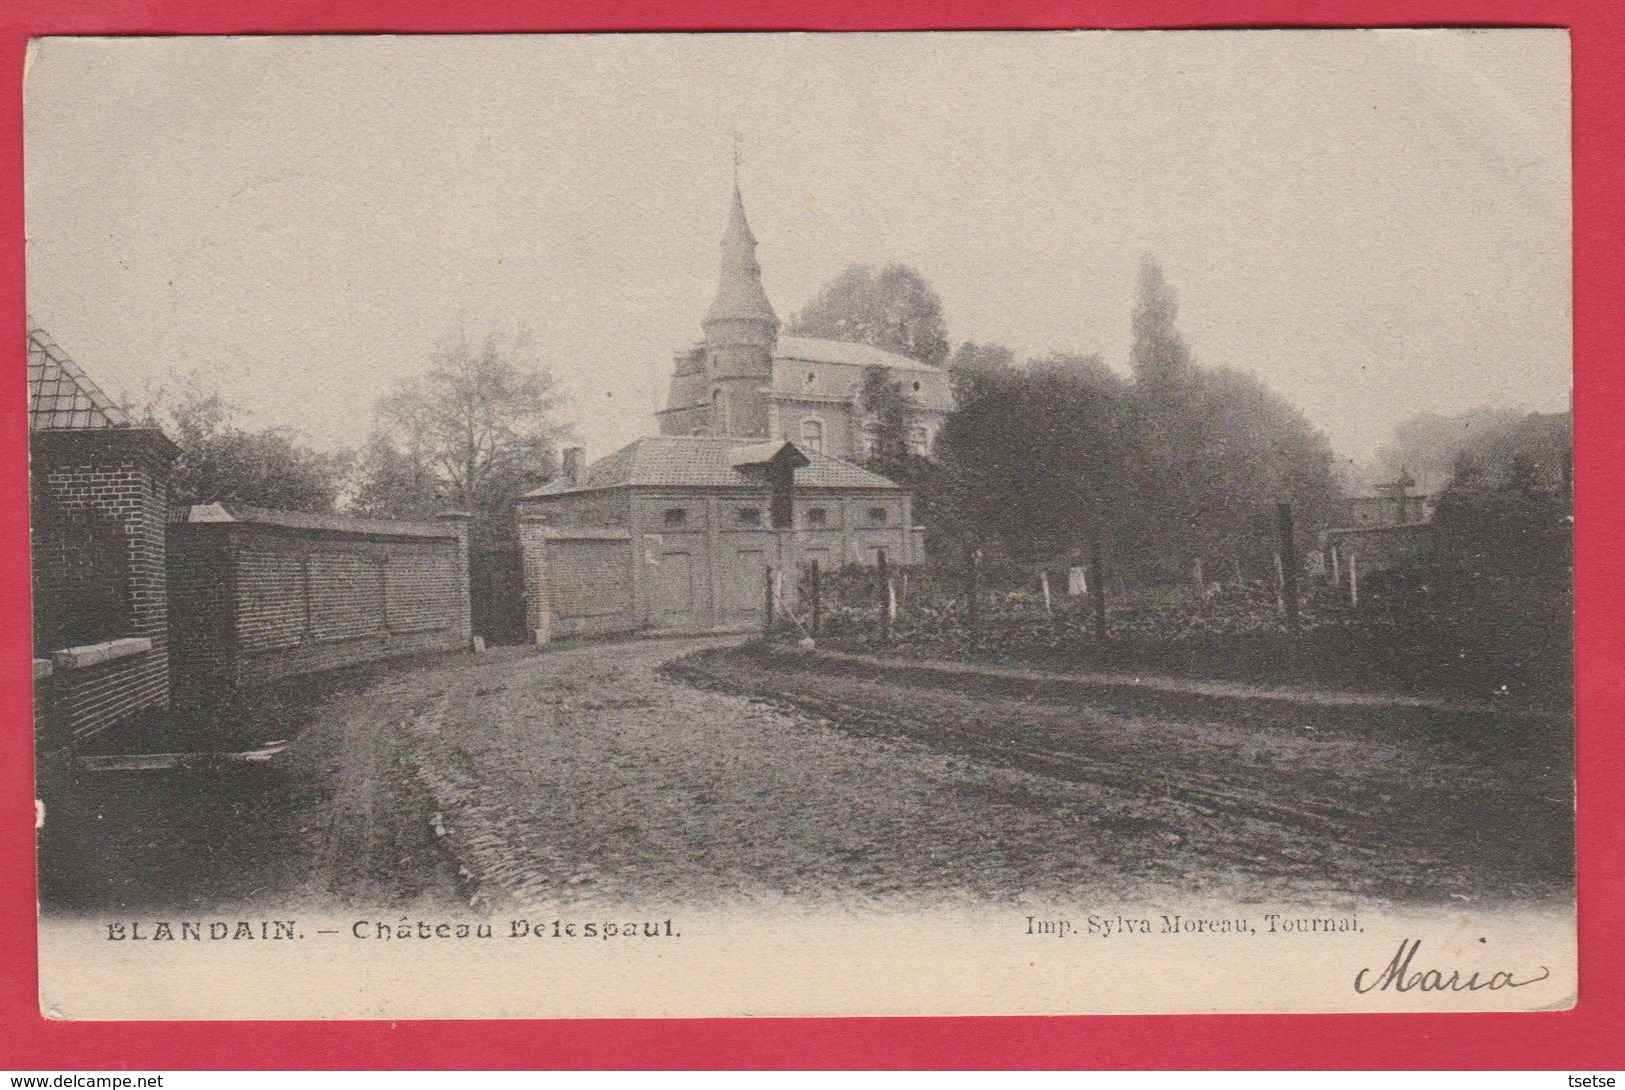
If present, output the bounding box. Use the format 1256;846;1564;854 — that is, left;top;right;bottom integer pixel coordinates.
519;438;922;641
520;188;936;643
656;187;953;460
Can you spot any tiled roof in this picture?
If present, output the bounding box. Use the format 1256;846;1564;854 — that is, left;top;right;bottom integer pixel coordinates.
527;436;901;496
774;335;941;373
27;318;132;431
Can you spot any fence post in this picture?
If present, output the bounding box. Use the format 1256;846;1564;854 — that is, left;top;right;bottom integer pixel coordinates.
809;558;822;637
1040;568;1053;617
877;548;892;642
1277;501;1299;634
1192;557;1205;596
967;548;983;631
1349;553;1359;609
763;564;775;638
1088;538;1107;641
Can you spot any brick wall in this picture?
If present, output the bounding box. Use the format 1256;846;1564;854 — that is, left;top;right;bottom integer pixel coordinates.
30;429;177;745
518;520;638;643
168;507;471;713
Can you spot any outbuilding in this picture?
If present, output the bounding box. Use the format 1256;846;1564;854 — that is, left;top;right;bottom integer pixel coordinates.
517;436;921;642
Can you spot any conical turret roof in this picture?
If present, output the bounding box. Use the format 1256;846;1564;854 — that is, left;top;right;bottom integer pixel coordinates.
702;186;779;331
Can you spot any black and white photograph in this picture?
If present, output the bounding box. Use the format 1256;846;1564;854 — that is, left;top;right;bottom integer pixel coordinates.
25;30;1573;1017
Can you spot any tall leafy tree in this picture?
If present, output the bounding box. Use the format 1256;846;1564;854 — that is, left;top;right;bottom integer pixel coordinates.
788;263;951;367
1130;256;1194;390
135;376;350;514
946;341;1017;405
1127;258;1341;579
939;354;1130;561
348;430;442;520
353;321;570;544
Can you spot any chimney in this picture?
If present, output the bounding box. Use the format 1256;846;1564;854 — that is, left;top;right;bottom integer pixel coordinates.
561;446;584;487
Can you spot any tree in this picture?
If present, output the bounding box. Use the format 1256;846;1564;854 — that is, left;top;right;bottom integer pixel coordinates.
788;264;951;366
1375;407;1527;495
136;376;349;514
1126;259;1341;580
938;354;1130;561
353;321;569;544
1130;256;1194;390
946;341;1016;405
348;430;442;520
859;365;912;468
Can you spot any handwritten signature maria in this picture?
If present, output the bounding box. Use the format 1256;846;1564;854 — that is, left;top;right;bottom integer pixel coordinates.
1354;938;1551;994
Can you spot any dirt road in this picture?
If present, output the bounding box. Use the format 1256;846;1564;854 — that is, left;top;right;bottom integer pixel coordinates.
671;644;1574;907
39;635;1572;916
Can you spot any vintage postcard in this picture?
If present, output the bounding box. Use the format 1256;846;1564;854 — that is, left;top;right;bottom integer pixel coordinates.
25;30;1573;1019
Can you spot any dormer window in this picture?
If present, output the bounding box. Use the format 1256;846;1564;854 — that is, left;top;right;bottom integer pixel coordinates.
806;371;816;384
912;380;921;392
800;417;825;454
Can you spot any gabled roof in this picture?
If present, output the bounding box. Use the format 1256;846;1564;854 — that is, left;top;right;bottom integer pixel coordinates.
27;318;132;431
774;335;942;374
526;435;901;497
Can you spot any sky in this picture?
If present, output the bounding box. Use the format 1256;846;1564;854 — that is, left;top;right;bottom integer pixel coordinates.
24;30;1571;469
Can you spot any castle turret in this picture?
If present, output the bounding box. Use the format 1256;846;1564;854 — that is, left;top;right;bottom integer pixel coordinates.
700;186;778;438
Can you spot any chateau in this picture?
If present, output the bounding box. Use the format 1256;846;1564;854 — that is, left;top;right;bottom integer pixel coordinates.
656;186;953;460
515;187;933;640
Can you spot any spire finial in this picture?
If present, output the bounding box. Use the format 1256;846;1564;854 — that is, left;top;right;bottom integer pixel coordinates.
731;129;743;188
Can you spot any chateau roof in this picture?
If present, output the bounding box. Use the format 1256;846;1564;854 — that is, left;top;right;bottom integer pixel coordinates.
526;436;901;497
773;335;942;374
702;186;779;330
27;318;133;431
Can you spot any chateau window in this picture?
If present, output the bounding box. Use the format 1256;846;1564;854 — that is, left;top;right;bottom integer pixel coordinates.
912;380;922;392
691;427;710;437
736;507;762;527
800;417;825;454
806;371;816;384
804;507;829;528
867;506;889;525
908;427;930;456
664;508;688;528
861;425;882;459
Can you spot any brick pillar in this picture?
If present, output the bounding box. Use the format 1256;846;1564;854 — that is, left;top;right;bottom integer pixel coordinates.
519;515;552;646
31;429;179;737
434;511;474;649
